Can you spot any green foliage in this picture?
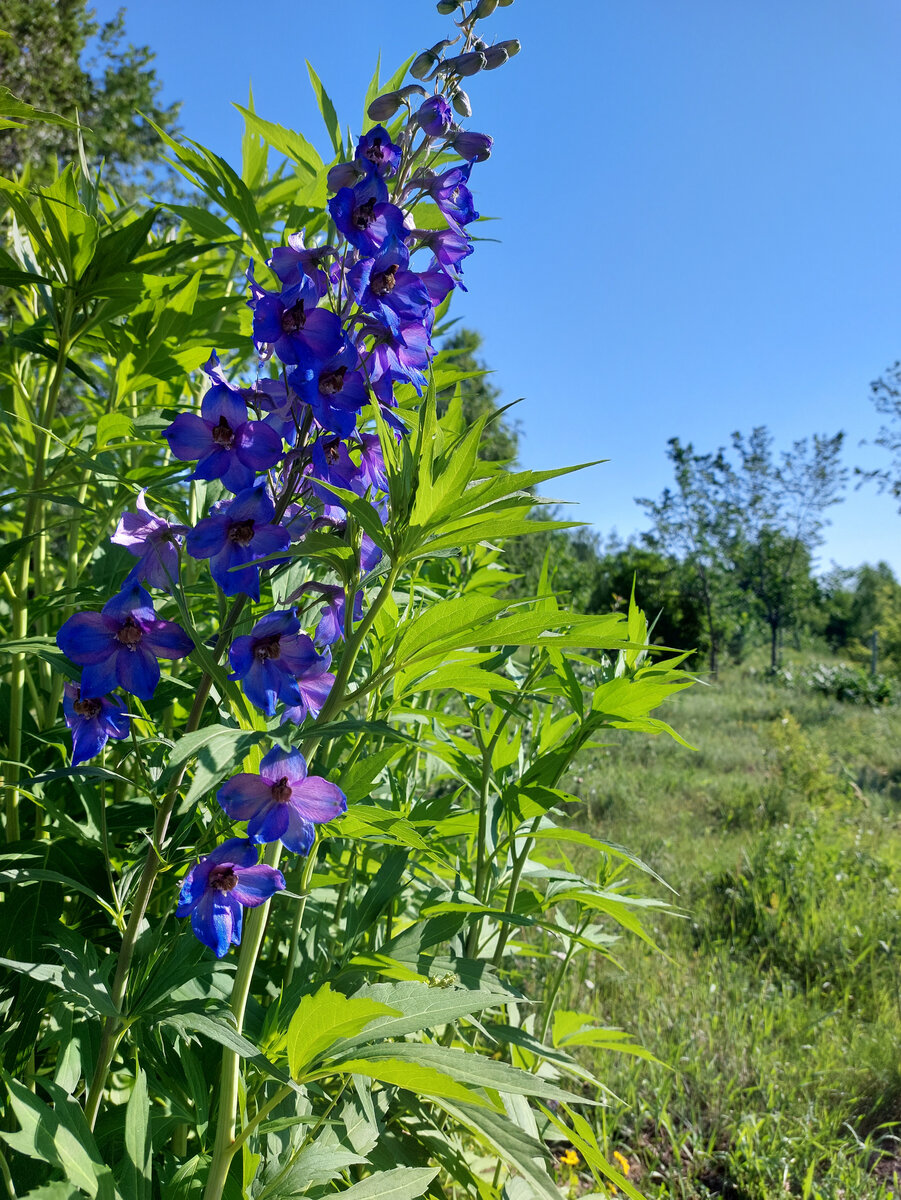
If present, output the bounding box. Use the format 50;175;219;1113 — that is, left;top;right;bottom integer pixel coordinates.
437;329;520;463
0;0;181;192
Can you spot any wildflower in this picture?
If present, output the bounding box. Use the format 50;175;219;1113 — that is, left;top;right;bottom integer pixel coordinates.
163;353;283;494
328;174;407;257
185;484;289;601
217;746;346;854
268;231;334;296
560;1148;579;1167
111;492;188;592
354;124;401;176
249;277;344;370
289;344;368;438
176;837;285;957
429;163;479;232
62;683;130;766
57;582;193;701
349;250;433;338
613;1151;630;1176
228;610;333;717
415;95;453;137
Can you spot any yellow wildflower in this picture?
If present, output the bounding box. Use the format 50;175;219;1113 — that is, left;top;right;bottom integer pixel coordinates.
560;1148;580;1166
613;1150;631;1175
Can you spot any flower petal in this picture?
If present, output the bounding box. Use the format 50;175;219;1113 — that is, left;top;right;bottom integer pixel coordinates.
142;618;193;660
290;777;347;824
165;413;213;462
57;612;115;665
115;644;160;700
217;773;274;821
230;864;286;907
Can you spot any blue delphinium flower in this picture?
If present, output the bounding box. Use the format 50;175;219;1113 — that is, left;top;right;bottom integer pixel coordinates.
328;173;407;257
185;484;289;601
354;124;401;176
228;610;333;717
217;746;346;854
429;163;479;233
250;276;344;369
289;343;368;438
63;682;130;766
349;250;432;337
268;231;334;296
163;353;283;494
314;587;364;647
57;582;193;701
111;492;188;592
176;837;285;957
415;95;453;137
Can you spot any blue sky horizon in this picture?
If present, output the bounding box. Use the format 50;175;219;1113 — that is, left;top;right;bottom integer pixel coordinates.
94;0;901;575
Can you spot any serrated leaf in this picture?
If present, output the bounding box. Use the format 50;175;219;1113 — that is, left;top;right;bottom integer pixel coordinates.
286;984;400;1079
339;1167;439;1200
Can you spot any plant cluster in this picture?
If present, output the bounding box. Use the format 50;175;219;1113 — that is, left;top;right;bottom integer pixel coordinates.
0;4;694;1199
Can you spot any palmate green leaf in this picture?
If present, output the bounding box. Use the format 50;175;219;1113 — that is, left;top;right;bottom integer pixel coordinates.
333;981;509;1054
161;1011;294;1089
163;203;241;243
121;1068;151;1200
345;848;409;944
0;86;80;129
262;1139;367;1196
340;806;434;854
286;984;400;1079
433;1099;559;1200
339;1042;580;1105
326;1056;487;1107
160;725;268;805
338;1167;439;1200
338;745;403;801
306;62;343;155
0;1073;115;1199
232;106;324;175
0;868;119;923
0;266;54;287
38;167;99;283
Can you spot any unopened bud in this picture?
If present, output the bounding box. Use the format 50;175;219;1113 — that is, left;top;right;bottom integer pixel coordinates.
430;38;459;54
397;84;428;101
436;0;460;12
496;38;521;56
367;92;401;121
451;131;493;162
411;50;438;80
483;45;509;70
445;51;487;77
416;95;454;137
497;0;515;6
452;89;472;118
326;161;362;192
474;0;499;17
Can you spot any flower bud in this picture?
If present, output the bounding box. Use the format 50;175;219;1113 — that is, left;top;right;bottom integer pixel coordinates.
445;51;487;77
398;83;429;101
451;131;493;162
474;0;499;16
416;95;454;137
497;0;515;5
410;50;438;80
483;45;509;70
496;37;521;56
367;92;401;121
452;89;472;118
326;161;363;192
436;0;460;12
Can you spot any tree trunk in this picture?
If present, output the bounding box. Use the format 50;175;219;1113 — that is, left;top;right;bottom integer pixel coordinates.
769;619;779;672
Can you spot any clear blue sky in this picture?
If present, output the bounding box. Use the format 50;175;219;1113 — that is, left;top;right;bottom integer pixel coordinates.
96;0;901;573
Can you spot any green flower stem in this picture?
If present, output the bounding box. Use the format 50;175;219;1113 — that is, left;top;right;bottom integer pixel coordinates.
283;835;320;990
7;300;75;843
83;598;247;1129
203;565;399;1200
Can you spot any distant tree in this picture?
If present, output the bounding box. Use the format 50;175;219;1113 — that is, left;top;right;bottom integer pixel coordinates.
636;438;737;676
862;360;901;507
725;427;847;670
438;329;520;463
0;0;180;191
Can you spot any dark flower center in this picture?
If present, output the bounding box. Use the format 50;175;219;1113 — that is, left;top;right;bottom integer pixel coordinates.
208;865;238;892
228;520;255;546
254;635;281;661
116;618;142;649
319;367;347;396
353;197;376;231
73;697;102;719
212;415;235;448
363;138;384;164
370;265;398;296
281;300;306;333
324;441;341;465
271;776;293;804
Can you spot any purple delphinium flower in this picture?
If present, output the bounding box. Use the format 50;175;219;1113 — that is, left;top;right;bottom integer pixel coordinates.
250;277;344;370
349;250;433;338
451;131;493;163
356;434;389;494
415;95;453;138
62;682;130;766
315;586;364;647
411;227;473;285
429;163;479;233
163;353;283;494
186;484;289;601
364;318;436;394
176;837;285;957
354;124;401;176
328;173;408;257
57;582;193;701
288;343;368;439
242;378;302;446
217;746;346;855
229;610;333;717
268;231;334;297
111;492;188;592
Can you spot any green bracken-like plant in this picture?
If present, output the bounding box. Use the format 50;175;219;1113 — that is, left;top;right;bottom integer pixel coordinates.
0;6;693;1198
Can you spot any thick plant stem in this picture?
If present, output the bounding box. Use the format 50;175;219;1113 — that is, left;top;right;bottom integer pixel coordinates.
7;304;74;843
202;567;399;1200
83;600;246;1128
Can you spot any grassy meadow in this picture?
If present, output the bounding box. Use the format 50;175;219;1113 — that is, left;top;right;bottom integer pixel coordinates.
559;655;901;1199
